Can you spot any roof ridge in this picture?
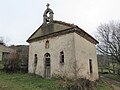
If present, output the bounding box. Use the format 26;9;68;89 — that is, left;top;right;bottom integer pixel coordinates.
53;20;77;27
53;20;98;44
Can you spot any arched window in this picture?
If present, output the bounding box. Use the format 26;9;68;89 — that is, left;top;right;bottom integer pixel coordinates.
89;59;93;74
60;51;64;63
34;54;38;67
44;53;50;66
44;53;51;78
45;40;49;49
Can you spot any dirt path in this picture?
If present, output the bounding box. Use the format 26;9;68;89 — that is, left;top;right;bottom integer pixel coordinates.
112;85;120;90
101;76;120;90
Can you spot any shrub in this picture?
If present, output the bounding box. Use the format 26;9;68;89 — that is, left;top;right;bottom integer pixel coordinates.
3;52;21;73
59;78;96;90
3;52;28;73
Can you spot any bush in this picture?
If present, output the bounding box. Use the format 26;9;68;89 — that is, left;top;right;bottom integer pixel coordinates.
3;51;28;73
59;78;96;90
3;52;21;73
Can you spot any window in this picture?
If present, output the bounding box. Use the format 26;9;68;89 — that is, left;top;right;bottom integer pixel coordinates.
44;53;50;67
89;59;93;74
34;54;38;67
45;40;49;49
60;51;64;63
44;53;51;78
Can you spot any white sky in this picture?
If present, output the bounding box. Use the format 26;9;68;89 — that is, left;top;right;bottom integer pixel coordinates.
0;0;120;45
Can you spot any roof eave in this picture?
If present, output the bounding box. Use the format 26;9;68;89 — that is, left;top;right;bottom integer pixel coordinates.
27;28;99;45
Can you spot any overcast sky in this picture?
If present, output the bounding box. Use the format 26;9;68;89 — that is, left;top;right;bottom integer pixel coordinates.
0;0;120;45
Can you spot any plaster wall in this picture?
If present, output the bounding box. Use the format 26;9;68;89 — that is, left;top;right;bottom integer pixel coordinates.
74;33;99;80
0;45;13;61
28;33;75;77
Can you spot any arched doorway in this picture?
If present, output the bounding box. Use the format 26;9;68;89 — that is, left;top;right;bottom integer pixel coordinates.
44;53;51;78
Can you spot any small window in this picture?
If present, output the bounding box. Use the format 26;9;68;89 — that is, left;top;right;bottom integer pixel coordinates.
89;59;93;74
34;54;38;67
45;40;49;49
60;51;64;63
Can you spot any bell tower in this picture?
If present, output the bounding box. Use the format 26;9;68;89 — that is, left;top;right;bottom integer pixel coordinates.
43;3;54;24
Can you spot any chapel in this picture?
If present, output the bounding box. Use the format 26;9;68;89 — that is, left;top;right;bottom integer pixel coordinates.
27;4;99;80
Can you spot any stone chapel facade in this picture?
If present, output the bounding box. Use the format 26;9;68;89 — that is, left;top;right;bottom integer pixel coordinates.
27;4;99;81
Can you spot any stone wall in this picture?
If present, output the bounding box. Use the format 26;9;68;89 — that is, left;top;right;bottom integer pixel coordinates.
28;32;98;80
0;45;14;62
28;33;75;77
74;33;98;81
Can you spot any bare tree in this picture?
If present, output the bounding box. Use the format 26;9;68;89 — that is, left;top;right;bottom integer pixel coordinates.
0;37;5;45
4;51;20;72
96;21;120;64
0;36;10;46
96;21;120;74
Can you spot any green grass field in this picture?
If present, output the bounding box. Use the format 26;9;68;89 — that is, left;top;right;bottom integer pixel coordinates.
0;62;4;69
0;71;116;90
0;71;62;90
0;63;119;90
96;79;112;90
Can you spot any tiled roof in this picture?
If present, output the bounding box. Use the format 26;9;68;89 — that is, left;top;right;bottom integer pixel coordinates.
53;20;77;28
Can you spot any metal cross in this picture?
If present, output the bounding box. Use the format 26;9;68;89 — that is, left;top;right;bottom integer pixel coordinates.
46;3;50;8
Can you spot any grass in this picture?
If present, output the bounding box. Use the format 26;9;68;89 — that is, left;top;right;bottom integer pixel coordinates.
98;68;114;74
0;62;4;69
102;74;120;87
0;71;62;90
96;79;112;90
0;63;119;90
0;63;63;90
103;74;120;82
